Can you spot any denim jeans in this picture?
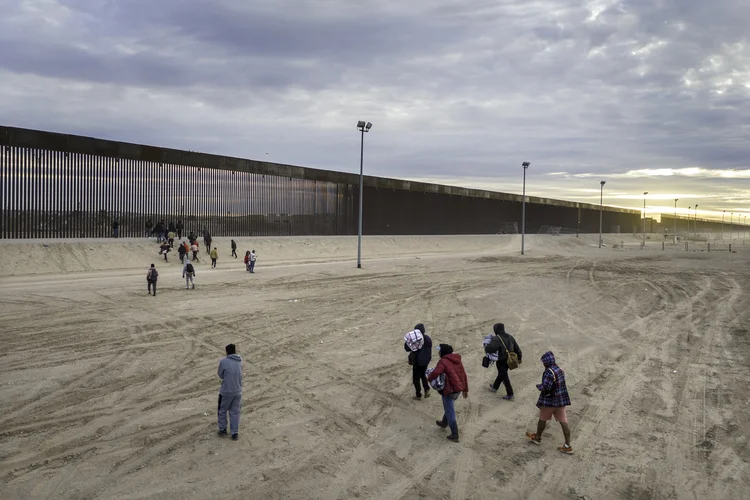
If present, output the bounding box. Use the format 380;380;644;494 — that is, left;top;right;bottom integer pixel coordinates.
441;392;461;436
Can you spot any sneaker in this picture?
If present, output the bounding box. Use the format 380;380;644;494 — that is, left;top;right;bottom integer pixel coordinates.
217;429;227;437
192;284;195;289
424;390;430;399
526;432;541;445
558;444;574;455
231;434;238;441
413;395;422;400
502;395;515;401
447;435;460;443
436;420;448;429
488;384;498;393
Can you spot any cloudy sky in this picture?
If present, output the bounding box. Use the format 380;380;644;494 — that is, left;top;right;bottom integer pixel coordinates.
1;0;749;221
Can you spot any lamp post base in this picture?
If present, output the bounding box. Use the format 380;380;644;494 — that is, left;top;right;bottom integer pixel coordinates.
357;263;362;269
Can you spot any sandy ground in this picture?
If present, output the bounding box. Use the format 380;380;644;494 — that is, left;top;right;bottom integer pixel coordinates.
0;234;749;500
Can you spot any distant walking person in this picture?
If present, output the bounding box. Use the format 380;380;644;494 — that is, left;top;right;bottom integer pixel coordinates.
146;263;158;296
404;324;432;400
191;241;200;262
484;323;522;400
168;230;175;248
244;251;251;272
526;351;573;454
178;240;187;263
249;250;257;273
217;344;243;441
112;219;119;238
183;258;196;289
159;241;171;262
428;344;469;443
203;228;212;253
231;239;238;259
145;218;153;238
176;220;184;239
210;247;218;268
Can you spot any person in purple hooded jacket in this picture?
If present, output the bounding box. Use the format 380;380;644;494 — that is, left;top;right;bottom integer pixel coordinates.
526;351;573;454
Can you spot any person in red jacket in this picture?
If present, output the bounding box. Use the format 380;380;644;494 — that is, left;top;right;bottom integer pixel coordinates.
428;344;469;442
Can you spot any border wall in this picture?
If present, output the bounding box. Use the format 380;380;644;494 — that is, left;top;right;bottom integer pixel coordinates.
0;126;642;239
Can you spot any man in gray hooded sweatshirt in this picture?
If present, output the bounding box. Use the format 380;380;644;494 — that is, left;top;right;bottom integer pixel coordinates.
217;344;243;440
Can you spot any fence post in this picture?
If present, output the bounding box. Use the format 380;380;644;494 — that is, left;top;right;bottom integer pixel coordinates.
729;244;732;253
662;241;665;251
685;242;688;251
708;243;710;252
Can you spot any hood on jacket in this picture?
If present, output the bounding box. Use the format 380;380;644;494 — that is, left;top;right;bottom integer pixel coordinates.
541;351;556;367
226;354;242;362
493;323;505;334
441;352;462;365
414;323;425;334
438;344;454;357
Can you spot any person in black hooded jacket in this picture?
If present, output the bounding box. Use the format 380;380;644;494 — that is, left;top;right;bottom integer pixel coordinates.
403;323;432;400
484;323;522;400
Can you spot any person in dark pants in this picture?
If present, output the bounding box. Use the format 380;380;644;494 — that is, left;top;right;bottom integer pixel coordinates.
146;263;158;296
145;219;153;238
428;344;469;442
217;343;243;441
176;220;184;239
177;241;187;263
249;250;257;273
160;241;170;262
231;239;237;259
112;220;119;238
404;324;432;400
484;323;522;400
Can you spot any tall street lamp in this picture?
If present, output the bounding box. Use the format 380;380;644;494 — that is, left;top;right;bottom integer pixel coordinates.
673;199;678;244
642;192;648;248
694;205;699;240
356;120;372;269
730;212;734;241
521;162;530;255
721;210;726;240
599;181;606;248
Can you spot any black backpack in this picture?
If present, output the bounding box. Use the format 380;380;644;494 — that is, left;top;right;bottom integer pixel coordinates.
186;263;194;273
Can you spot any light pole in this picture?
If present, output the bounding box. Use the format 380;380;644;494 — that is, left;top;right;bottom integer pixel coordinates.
730;212;734;241
356;120;372;269
687;206;692;238
673;199;678;244
521;162;530;255
642;192;648;248
694;205;698;240
599;181;606;248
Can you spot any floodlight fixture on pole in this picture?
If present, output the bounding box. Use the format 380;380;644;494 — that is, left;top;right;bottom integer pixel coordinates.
673;199;678;244
642;192;648;248
599;181;606;248
521;162;530;255
356;120;372;269
694;205;698;240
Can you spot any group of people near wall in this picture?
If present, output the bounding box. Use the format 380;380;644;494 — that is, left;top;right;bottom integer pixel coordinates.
404;323;573;454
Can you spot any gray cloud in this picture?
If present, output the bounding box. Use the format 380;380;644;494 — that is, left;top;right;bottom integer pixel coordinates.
0;0;749;219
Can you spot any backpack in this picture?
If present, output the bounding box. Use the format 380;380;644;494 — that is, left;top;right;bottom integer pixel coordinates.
147;268;156;281
186;263;194;273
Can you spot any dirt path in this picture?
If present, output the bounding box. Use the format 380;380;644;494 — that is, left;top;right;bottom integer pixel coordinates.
1;236;748;499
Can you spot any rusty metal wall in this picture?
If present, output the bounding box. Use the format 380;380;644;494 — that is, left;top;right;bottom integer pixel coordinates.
1;126;645;239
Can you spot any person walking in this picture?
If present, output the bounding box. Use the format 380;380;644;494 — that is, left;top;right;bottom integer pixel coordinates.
231;239;238;259
203;228;212;254
159;241;171;262
244;251;251;272
428;344;469;442
177;241;187;264
526;351;573;454
210;246;218;268
217;343;243;441
191;241;200;262
112;219;119;238
145;218;153;238
146;263;158;296
176;219;184;239
182;258;196;289
404;324;432;400
168;230;175;248
484;323;522;400
249;250;257;273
